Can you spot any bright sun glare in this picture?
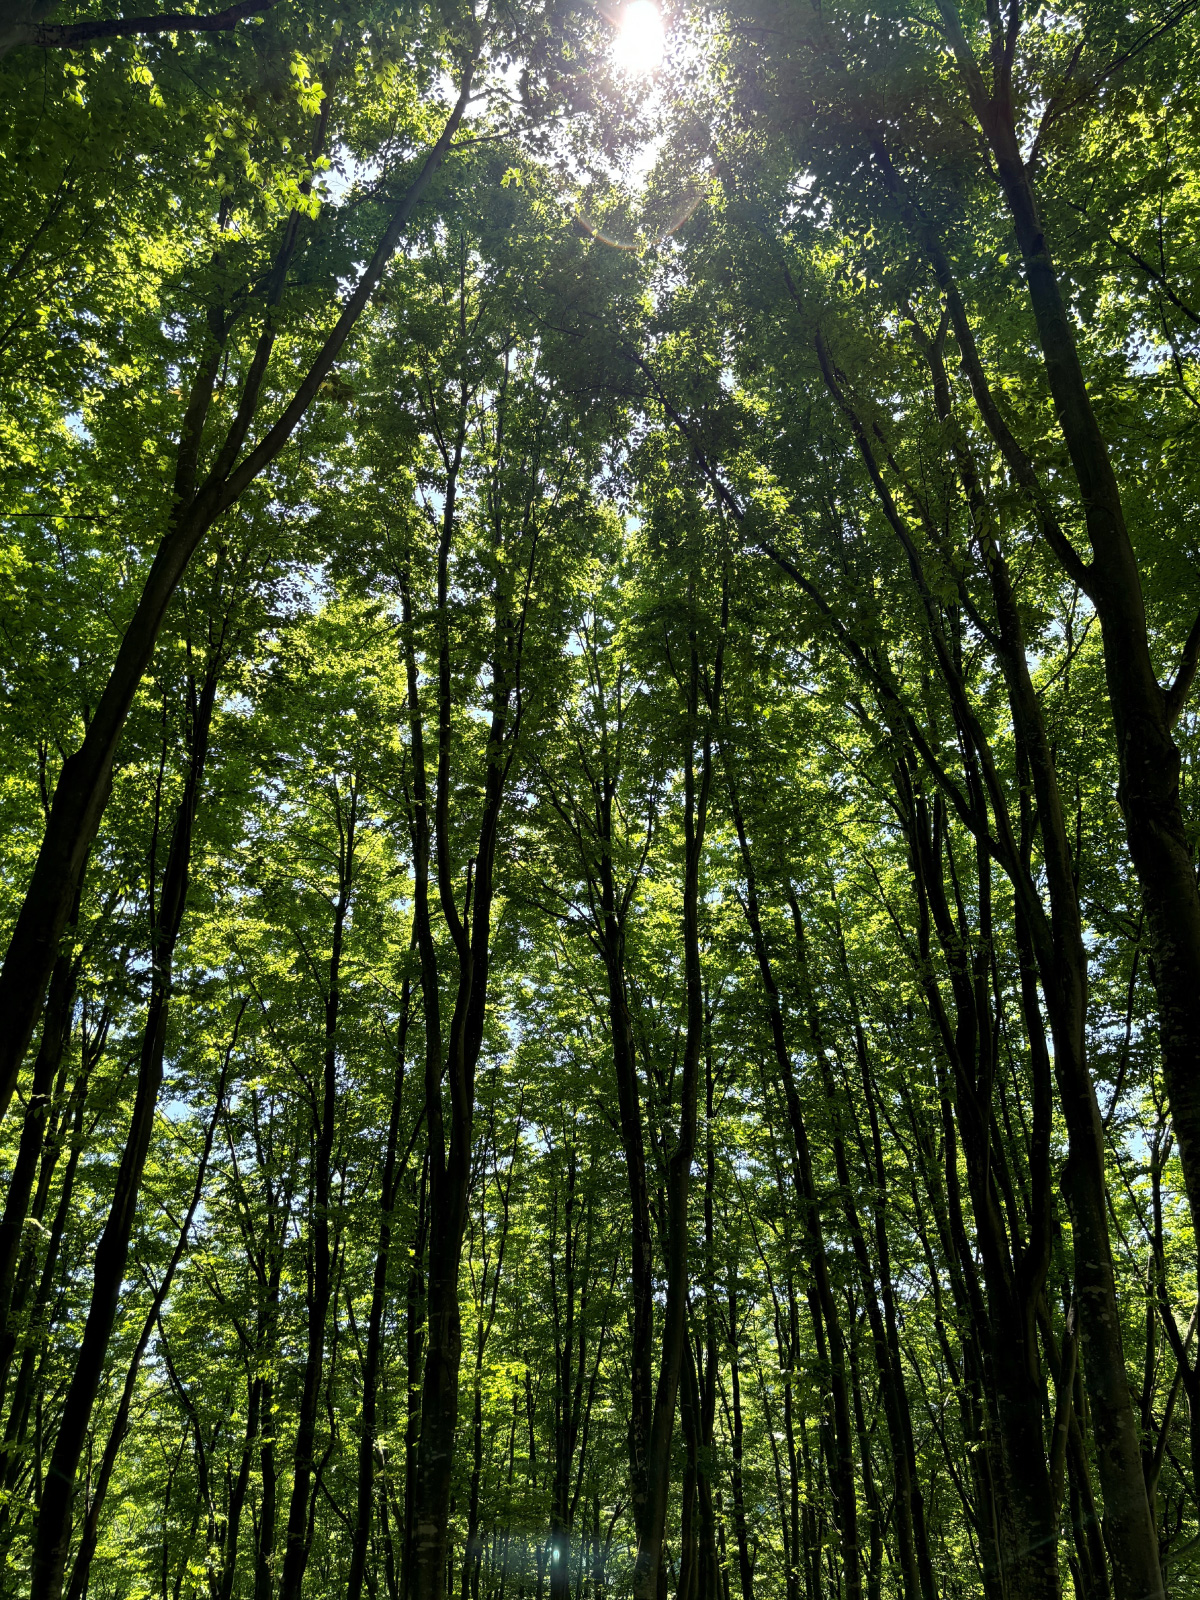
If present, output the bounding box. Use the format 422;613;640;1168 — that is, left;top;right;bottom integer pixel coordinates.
612;0;665;75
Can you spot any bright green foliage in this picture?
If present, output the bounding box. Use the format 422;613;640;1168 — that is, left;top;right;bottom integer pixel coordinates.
1;1;1199;1598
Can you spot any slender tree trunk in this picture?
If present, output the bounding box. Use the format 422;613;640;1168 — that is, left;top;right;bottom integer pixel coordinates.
679;1335;720;1600
725;793;860;1600
403;403;527;1594
460;1131;516;1600
347;969;414;1600
61;1023;239;1600
278;791;357;1600
802;895;936;1600
412;1129;473;1600
404;1156;429;1600
30;654;221;1600
903;1092;1005;1600
461;1367;485;1600
693;1065;722;1600
0;915;81;1374
597;842;655;1552
677;1340;701;1600
0;1073;90;1553
904;788;1061;1600
0;1015;102;1428
846;986;938;1600
565;629;657;1569
725;1266;754;1600
630;640;717;1600
550;1151;590;1600
848;1314;883;1600
253;1365;278;1600
214;1377;260;1600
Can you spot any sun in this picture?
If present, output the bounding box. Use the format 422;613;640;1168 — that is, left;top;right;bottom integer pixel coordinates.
612;0;665;75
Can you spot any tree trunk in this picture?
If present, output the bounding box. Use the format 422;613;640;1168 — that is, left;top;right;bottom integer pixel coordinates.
61;1024;238;1600
0;920;81;1376
725;792;860;1600
29;652;220;1600
214;1377;260;1600
725;1265;754;1600
404;1156;429;1600
403;401;526;1594
348;969;414;1600
278;789;357;1600
630;642;716;1600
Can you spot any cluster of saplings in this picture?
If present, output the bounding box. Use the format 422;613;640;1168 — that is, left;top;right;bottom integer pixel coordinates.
1;1;1198;1599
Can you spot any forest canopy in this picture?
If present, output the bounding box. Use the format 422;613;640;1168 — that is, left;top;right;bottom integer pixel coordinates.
1;1;1199;1599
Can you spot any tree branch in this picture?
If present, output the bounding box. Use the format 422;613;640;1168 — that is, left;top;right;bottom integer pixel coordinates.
1165;607;1200;727
2;0;272;55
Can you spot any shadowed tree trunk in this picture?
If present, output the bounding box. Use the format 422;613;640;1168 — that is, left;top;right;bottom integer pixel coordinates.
277;779;359;1600
30;632;225;1600
348;961;416;1600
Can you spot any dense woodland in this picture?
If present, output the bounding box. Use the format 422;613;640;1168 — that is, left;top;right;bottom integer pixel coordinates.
2;0;1200;1598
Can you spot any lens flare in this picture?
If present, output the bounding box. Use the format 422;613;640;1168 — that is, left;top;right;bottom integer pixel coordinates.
613;0;665;75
